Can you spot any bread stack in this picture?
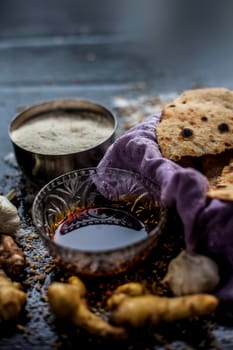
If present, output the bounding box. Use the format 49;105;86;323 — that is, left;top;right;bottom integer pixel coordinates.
156;88;233;201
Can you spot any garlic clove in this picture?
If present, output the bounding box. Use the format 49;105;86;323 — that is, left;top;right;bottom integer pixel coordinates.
163;250;220;296
0;195;20;234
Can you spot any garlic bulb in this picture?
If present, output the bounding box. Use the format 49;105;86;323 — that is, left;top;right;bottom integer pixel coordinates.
0;195;20;234
163;250;220;296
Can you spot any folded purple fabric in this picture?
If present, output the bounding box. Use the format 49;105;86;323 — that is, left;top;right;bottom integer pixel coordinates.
98;114;233;302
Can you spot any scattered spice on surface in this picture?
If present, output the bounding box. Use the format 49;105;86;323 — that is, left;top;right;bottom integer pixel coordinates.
112;93;178;136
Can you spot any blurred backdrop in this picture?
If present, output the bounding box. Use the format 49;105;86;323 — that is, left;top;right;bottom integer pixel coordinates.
0;0;233;90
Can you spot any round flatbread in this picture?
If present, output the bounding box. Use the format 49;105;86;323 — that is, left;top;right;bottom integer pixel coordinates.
156;88;233;161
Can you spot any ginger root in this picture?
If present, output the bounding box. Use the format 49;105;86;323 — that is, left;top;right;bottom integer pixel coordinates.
0;235;25;277
0;269;26;321
108;283;219;328
163;250;220;296
107;282;147;310
47;276;128;340
0;194;20;235
112;282;147;297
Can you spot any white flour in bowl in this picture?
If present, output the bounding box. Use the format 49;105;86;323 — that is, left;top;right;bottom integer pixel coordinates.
10;112;114;155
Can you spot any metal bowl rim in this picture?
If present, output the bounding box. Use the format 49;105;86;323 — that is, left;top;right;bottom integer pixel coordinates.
8;98;117;156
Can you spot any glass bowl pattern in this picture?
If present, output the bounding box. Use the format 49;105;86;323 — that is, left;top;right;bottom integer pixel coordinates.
32;167;167;276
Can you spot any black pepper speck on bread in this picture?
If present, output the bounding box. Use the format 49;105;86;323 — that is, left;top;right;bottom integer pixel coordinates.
156;88;233;161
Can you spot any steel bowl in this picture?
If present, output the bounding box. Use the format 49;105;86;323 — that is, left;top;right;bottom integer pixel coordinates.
32;167;167;276
9;99;117;186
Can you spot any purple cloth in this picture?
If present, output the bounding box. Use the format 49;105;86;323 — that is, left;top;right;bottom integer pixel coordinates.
98;114;233;302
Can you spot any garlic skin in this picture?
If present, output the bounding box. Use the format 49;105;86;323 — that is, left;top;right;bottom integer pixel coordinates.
0;196;20;234
163;250;220;296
